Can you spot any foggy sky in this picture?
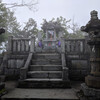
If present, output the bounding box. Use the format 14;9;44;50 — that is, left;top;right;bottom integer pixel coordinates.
2;0;100;28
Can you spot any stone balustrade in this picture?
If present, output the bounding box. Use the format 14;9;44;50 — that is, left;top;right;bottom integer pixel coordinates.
8;36;35;54
65;38;89;54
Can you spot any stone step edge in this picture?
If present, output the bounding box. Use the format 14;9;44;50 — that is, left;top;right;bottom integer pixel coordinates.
34;53;60;55
28;71;62;74
24;78;63;81
30;65;62;67
32;59;61;61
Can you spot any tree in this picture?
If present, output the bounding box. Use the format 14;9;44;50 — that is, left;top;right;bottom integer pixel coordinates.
16;18;38;38
41;16;71;38
67;22;85;39
0;1;21;51
41;17;85;39
0;1;8;44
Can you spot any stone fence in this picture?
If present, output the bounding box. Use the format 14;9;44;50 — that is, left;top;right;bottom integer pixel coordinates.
65;38;89;54
7;36;35;54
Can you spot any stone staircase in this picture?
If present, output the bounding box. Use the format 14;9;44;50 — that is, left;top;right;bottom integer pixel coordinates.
18;53;70;88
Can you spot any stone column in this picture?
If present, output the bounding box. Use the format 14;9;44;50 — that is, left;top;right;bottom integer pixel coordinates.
85;38;100;88
61;37;65;53
61;37;69;81
30;36;35;53
8;36;13;54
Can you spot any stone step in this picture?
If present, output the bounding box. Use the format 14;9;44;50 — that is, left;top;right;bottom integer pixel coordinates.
25;78;62;81
33;53;61;60
31;59;62;65
18;79;71;88
27;71;62;79
42;49;57;53
29;65;62;71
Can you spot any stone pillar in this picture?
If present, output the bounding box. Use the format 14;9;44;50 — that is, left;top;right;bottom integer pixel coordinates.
85;38;100;88
61;37;65;53
80;10;100;100
8;36;13;54
30;36;35;53
38;32;42;41
59;31;63;39
61;37;69;81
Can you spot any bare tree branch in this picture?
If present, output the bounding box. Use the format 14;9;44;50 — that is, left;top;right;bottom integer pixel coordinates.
3;0;38;11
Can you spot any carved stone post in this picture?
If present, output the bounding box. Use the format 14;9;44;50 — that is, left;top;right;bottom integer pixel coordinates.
81;10;100;100
30;36;35;53
8;36;13;54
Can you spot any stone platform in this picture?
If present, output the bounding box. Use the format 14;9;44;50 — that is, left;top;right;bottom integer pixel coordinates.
81;83;100;100
1;81;81;100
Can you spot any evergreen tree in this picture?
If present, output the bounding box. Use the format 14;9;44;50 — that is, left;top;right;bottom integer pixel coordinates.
0;1;21;51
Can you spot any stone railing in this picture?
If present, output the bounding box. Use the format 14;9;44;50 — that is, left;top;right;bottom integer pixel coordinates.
61;37;68;80
65;38;89;54
7;36;35;54
20;53;33;80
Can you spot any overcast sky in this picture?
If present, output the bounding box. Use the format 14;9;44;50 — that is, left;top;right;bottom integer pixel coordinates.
2;0;100;28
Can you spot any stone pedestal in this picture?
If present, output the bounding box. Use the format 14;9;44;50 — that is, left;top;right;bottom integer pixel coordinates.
85;37;100;88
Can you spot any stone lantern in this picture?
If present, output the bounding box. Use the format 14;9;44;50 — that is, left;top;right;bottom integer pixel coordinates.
81;10;100;100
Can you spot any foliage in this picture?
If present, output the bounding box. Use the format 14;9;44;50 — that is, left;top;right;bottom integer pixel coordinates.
67;22;85;39
0;0;21;52
41;16;85;39
0;1;7;43
16;18;38;38
41;16;70;38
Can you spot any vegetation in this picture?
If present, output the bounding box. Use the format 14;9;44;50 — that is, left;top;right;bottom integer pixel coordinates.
0;1;85;52
41;17;85;39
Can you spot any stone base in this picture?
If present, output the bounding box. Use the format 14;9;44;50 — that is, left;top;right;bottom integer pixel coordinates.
85;75;100;88
81;83;100;100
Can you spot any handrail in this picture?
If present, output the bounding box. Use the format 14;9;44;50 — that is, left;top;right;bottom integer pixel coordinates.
20;53;33;80
61;37;68;80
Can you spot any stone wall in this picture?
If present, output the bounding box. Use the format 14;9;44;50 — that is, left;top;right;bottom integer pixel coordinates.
65;37;90;80
3;54;28;80
66;54;90;80
0;36;91;81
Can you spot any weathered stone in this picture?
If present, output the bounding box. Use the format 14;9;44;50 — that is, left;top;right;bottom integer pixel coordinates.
81;83;100;99
81;10;100;100
16;60;24;68
71;60;88;69
85;75;100;88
